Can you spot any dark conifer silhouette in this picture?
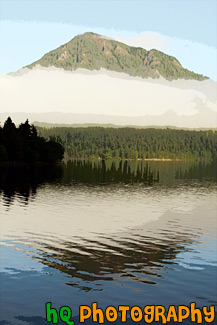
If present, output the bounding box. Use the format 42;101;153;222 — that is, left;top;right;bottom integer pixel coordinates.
0;117;64;164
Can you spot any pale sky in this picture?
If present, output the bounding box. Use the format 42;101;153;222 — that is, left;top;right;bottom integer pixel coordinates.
0;0;217;129
0;0;217;80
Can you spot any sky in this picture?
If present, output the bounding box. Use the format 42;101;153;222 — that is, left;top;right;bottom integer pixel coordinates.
0;0;217;79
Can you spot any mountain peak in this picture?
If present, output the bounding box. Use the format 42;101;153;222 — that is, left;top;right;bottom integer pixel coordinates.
26;32;207;81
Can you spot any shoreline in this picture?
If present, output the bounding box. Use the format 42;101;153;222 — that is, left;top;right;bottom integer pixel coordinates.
1;157;213;166
63;157;210;162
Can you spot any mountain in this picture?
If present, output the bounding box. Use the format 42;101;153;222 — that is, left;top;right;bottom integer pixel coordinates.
26;32;207;81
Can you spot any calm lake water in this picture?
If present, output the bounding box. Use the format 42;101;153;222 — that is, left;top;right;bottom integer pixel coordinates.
0;160;217;324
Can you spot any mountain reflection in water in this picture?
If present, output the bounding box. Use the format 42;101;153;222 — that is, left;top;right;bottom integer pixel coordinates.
0;160;216;325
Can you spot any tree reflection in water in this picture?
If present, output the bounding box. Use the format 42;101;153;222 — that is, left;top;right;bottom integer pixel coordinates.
1;160;216;207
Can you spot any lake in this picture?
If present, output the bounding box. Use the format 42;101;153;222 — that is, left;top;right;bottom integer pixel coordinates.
0;160;216;324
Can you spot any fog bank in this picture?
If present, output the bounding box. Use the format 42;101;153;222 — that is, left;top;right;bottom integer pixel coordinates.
1;67;216;128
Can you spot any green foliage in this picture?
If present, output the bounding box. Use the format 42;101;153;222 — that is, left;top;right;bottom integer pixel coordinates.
27;32;207;81
37;126;217;161
0;118;65;164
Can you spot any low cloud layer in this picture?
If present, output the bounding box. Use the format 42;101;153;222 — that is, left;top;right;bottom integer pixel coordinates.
0;67;217;128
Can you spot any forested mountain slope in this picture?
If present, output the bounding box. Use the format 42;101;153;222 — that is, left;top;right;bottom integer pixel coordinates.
27;32;207;81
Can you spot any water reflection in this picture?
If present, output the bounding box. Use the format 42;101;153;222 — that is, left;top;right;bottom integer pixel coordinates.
0;160;216;324
61;160;159;185
0;164;62;206
0;160;216;207
27;232;189;291
175;161;217;182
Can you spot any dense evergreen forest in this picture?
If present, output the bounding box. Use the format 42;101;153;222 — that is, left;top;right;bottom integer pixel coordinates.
0;118;64;163
37;126;217;161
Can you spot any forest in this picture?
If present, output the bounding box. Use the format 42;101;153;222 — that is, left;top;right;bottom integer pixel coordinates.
0;118;64;163
37;126;217;161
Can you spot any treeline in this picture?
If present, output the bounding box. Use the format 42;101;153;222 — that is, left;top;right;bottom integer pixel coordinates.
37;126;217;161
0;118;64;163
